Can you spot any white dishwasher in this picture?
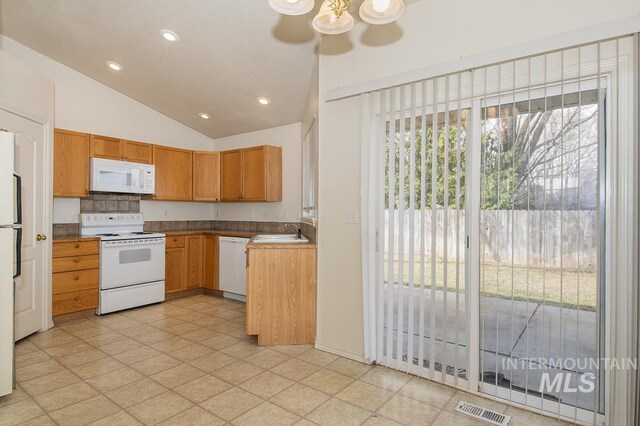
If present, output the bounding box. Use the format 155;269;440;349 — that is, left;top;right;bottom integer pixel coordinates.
218;237;250;301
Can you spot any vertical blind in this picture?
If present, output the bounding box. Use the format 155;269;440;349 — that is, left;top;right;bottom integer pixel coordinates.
303;119;317;218
363;35;637;425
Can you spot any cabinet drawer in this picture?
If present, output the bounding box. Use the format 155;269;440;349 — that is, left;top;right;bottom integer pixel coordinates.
53;269;99;294
53;255;99;273
53;240;99;258
53;289;98;316
166;236;185;248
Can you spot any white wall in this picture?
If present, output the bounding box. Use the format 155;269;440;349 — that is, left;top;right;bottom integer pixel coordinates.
0;35;216;223
213;123;302;223
316;0;640;360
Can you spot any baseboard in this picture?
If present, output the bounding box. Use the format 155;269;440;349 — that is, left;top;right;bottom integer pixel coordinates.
314;341;370;364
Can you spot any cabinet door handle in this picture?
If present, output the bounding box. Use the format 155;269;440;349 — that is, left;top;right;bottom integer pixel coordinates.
73;275;80;281
74;258;80;263
74;243;80;249
74;296;80;301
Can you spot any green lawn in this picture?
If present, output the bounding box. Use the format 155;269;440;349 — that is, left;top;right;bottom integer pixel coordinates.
384;255;597;311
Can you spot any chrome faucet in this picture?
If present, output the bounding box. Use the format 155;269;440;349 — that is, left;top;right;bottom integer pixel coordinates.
285;223;302;239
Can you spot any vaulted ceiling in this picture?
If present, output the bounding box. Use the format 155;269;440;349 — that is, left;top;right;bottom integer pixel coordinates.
0;0;326;138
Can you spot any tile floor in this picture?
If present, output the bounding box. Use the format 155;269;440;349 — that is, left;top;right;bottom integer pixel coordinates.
1;295;570;425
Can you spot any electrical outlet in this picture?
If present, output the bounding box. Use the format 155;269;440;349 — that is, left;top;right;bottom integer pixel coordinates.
216;210;220;218
283;210;288;219
250;210;255;219
345;210;358;224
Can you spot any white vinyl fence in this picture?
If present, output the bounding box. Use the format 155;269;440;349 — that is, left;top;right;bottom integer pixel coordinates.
385;209;597;270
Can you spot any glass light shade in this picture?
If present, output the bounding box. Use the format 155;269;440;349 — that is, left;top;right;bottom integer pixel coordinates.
359;0;405;25
312;0;354;35
268;0;314;16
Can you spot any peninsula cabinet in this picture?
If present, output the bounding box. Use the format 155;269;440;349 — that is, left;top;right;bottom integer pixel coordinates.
246;244;317;345
54;129;90;198
193;151;221;201
152;145;193;200
221;145;282;202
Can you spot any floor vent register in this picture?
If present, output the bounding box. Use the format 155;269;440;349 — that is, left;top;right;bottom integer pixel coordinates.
454;401;511;425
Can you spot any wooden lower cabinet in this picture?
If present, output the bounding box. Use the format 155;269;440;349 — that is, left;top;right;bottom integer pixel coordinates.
204;236;217;290
53;290;99;316
186;236;204;289
165;247;186;293
52;239;100;316
246;245;317;345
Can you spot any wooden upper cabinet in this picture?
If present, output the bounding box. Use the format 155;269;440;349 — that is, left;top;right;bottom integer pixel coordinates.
123;140;153;164
90;134;123;160
220;145;282;202
193;151;220;201
90;135;152;164
241;147;266;201
152;145;193;200
221;150;242;201
54;129;90;198
242;145;282;201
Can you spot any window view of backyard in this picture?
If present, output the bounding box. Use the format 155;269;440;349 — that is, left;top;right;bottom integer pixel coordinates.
382;88;601;412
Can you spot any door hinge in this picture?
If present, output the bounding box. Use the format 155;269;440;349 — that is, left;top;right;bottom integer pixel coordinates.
466;235;470;249
375;230;380;252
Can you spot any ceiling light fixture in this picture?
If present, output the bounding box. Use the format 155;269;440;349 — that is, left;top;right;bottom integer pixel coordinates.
359;0;405;25
198;113;211;119
270;0;405;35
160;29;180;42
268;0;314;15
257;97;272;105
106;61;123;71
313;0;354;35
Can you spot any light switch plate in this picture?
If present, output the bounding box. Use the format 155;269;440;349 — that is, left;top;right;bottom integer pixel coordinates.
345;210;358;224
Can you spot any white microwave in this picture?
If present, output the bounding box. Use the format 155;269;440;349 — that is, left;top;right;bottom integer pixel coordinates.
90;158;155;195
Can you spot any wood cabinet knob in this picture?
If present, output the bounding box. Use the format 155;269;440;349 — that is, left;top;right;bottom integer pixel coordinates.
74;244;80;248
173;238;178;242
73;275;80;281
74;296;80;301
74;258;80;263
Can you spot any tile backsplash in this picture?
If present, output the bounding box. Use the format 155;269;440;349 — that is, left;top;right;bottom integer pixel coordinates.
80;193;141;214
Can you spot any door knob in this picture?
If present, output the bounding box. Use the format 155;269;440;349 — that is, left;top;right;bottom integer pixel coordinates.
36;234;47;241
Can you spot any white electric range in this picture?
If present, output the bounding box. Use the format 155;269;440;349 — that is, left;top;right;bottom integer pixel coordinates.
80;213;166;315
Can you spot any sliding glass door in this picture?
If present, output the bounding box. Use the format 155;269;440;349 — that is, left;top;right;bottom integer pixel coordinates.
369;36;635;424
478;83;604;419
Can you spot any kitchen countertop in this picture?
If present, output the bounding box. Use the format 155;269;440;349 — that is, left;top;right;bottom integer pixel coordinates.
54;230;317;247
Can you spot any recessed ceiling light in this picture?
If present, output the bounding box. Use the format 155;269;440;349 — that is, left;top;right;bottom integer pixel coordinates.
160;29;180;42
257;97;271;105
198;113;211;120
106;61;123;71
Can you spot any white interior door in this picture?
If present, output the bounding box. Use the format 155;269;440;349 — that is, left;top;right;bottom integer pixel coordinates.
0;109;47;341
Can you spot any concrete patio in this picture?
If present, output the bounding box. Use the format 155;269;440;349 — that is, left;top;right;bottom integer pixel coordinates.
382;285;600;411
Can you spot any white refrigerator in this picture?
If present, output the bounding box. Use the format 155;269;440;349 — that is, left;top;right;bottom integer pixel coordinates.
0;131;21;397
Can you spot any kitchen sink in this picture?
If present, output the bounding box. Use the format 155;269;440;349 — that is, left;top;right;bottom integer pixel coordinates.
253;234;309;244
